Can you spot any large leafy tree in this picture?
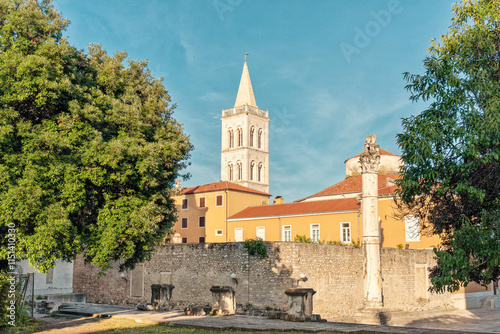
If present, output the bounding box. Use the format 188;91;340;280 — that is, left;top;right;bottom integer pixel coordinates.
397;0;500;292
0;0;192;272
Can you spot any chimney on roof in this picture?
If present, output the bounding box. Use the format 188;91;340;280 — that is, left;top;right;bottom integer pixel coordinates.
273;196;284;205
175;180;182;191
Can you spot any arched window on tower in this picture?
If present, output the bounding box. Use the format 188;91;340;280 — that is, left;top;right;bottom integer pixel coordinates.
237;162;242;180
229;129;234;148
258;163;263;182
250;161;255;181
237;127;243;147
249;127;255;147
228;163;233;181
258;129;263;149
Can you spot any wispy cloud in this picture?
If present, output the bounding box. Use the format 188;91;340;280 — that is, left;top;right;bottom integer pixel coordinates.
199;91;227;103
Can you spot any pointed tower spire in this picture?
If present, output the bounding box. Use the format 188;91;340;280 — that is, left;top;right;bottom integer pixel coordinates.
234;53;257;108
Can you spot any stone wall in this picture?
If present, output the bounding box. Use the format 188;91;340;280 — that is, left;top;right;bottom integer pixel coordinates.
381;248;453;311
73;242;453;318
18;259;73;295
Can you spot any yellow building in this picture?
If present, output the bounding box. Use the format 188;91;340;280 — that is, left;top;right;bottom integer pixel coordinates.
170;181;270;243
227;148;442;249
228;197;360;243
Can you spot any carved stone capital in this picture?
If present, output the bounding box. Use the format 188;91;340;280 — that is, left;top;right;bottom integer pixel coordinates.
359;141;380;174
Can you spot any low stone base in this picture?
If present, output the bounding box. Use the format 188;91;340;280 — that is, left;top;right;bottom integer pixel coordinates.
36;293;87;314
268;311;325;323
213;309;235;316
355;308;392;325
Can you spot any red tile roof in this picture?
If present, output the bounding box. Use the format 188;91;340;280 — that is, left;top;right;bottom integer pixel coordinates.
303;174;401;199
182;181;271;197
229;198;360;219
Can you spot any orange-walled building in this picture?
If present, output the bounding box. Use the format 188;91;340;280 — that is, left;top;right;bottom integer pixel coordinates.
169;181;270;244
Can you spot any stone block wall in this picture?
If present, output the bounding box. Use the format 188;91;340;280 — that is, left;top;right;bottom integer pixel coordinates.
381;248;453;311
73;242;453;318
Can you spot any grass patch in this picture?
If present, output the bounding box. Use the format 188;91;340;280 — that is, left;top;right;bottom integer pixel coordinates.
101;325;340;334
1;319;44;334
2;316;343;334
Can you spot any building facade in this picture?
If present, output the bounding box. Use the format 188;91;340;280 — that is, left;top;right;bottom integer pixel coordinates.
171;181;270;243
227;146;442;250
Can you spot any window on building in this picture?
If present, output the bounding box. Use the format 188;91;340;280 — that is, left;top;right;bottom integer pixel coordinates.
250;161;255;181
199;216;205;228
182;237;187;243
258;163;262;182
283;225;291;242
235;228;243;242
199;237;205;243
216;195;223;207
181;198;188;210
250;127;255;147
181;217;188;229
229;129;234;148
237;127;243;147
215;229;223;236
199;197;205;208
341;222;351;243
237;162;242;180
405;215;420;242
310;224;320;243
258;129;262;149
228;163;233;181
256;226;265;241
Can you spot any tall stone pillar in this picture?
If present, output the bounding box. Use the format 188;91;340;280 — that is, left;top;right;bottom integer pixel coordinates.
357;135;390;325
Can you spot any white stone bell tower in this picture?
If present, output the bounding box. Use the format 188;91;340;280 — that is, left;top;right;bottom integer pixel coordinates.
220;55;270;193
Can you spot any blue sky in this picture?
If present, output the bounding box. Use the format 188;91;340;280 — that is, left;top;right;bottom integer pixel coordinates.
53;0;455;201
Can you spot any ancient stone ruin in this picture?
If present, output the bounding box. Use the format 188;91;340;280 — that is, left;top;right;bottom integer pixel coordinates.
210;286;235;315
151;284;175;310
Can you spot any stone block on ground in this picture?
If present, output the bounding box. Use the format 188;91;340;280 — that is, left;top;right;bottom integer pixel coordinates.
184;306;205;316
267;310;285;319
137;303;155;311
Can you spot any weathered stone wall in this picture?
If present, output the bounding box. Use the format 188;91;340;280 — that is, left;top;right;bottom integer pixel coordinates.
73;243;453;318
381;248;453;311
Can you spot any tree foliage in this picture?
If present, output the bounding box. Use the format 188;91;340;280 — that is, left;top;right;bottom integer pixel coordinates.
397;0;500;292
0;0;192;273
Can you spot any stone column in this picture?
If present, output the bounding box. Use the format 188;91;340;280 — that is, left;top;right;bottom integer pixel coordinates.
359;135;383;309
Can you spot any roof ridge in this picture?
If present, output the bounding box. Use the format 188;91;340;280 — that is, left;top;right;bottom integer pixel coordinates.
182;181;270;196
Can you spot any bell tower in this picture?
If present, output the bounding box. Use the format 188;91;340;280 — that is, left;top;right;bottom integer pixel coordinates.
220;55;270;193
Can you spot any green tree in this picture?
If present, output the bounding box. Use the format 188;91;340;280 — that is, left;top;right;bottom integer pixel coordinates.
0;0;192;273
397;0;500;292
